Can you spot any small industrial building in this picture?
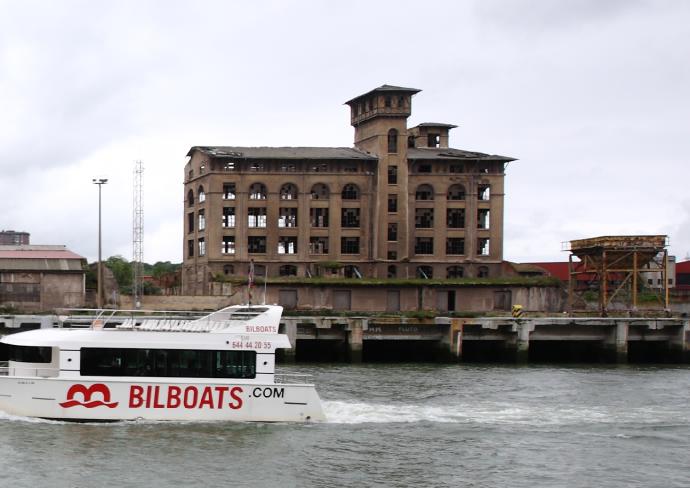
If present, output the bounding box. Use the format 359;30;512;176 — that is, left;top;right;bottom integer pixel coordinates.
0;245;86;312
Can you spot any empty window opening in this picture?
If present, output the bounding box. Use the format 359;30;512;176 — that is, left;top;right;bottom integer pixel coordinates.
279;208;298;228
449;164;464;173
278;236;298;255
478;184;491;201
388;223;398;241
187;239;194;258
415;163;432;174
408;136;416;148
447;266;464;279
447;184;466;200
187;212;194;234
416;266;433;279
384;96;392;108
223;183;236;200
248;208;267;228
387;265;397;278
478;238;490;256
341;237;360;254
198;186;205;203
344;265;362;279
415;237;434;255
415;208;434;228
310;208;329;227
447;208;465;228
427;134;440;148
198;210;206;231
388;194;398;213
478;209;490;229
249;183;267;200
415;184;434;200
223;207;236;228
387;250;397;260
446;238;465;255
222;236;235;254
310;183;330;200
250;162;265;172
223;161;236;172
187;189;194;207
280;163;298;172
198;238;206;257
388;165;398;184
478;266;490;278
388;129;398;153
342;184;360;200
280;183;298;200
248;237;267;254
341;208;360;228
309;237;329;254
279;265;297;277
223;265;234;275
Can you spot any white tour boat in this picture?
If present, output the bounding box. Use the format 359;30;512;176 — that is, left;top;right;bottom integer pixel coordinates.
0;305;325;422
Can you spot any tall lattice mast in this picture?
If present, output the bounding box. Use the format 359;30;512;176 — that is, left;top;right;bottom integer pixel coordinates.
132;160;144;309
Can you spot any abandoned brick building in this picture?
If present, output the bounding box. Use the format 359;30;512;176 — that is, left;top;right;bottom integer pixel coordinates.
182;85;515;296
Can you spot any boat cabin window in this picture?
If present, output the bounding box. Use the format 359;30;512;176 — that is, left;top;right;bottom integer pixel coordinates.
8;345;52;363
80;348;256;379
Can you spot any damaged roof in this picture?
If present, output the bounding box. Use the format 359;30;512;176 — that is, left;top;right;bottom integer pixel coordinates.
188;146;377;160
408;147;516;162
0;245;85;272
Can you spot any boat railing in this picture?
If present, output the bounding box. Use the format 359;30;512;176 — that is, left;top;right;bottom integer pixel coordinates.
274;372;314;385
0;365;60;378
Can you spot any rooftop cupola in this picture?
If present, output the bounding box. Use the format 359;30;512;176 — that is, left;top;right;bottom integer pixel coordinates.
345;85;420;127
408;122;458;148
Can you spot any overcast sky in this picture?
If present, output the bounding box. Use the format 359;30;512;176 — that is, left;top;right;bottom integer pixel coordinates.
1;0;688;264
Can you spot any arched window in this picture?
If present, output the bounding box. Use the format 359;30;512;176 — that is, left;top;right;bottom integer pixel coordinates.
447;184;466;200
341;183;360;200
447;266;464;279
249;183;267;200
187;189;194;207
416;266;433;279
387;129;398;153
387;265;397;278
198;185;205;203
478;266;489;278
279;265;297;277
280;183;298;200
310;183;330;200
415;184;434;201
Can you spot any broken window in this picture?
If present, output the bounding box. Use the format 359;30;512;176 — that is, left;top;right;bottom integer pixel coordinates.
223;183;236;200
187;212;194;234
384;96;392;108
447;266;464;279
478;209;490;229
278;237;297;255
343;163;358;173
408;136;415;148
341;208;360;228
388;194;398;213
478;238;490;256
478;266;489;278
198;186;205;203
388;129;398;153
247;208;267;228
341;183;360;200
388;223;397;241
415;163;432;173
416;266;433;279
387;250;397;260
248;236;266;253
223;161;236;171
309;162;329;172
310;208;329;227
198;238;206;257
279;208;298;228
223;264;234;275
187;189;194;207
447;184;466;200
249;183;267;200
449;163;464;173
447;208;465;228
250;162;265;172
415;237;434;255
341;237;360;254
427;134;440;148
446;238;465;255
310;183;330;200
309;237;329;254
279;265;297;277
199;161;206;175
187;239;194;258
478;184;491;201
222;236;235;254
415;208;434;228
223;207;235;228
415;184;434;200
280;163;298;172
387;265;397;278
388;165;398;184
344;265;362;278
198;209;206;231
280;183;298;200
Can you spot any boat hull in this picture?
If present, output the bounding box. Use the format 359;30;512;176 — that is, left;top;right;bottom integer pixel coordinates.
0;376;325;422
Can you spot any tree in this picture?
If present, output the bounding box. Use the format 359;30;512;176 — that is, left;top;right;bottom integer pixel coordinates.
105;255;133;290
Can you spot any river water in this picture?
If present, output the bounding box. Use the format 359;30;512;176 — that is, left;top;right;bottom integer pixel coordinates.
2;364;689;488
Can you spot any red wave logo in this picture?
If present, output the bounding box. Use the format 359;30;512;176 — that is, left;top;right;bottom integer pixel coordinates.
59;383;119;409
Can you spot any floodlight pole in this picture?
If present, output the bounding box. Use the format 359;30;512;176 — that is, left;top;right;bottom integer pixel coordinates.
93;178;108;309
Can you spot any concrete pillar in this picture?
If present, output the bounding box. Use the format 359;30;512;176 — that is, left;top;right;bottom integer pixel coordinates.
669;320;690;363
514;320;533;363
348;318;364;363
282;319;298;363
450;318;464;362
604;321;628;363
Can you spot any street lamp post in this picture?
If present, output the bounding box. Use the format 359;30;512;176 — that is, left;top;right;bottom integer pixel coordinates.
93;178;108;309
